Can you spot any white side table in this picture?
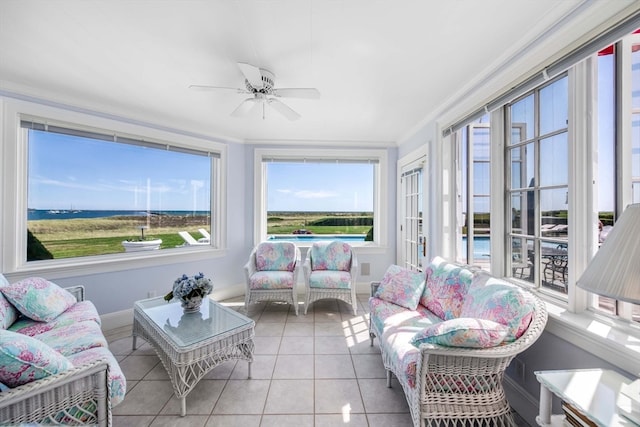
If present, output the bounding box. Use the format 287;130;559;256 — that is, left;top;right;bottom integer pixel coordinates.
535;369;639;426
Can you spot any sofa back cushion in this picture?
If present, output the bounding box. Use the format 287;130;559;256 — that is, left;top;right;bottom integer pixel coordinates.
420;257;479;320
0;329;73;387
374;264;426;310
0;277;77;322
461;275;535;342
310;241;352;271
0;274;18;330
255;242;297;272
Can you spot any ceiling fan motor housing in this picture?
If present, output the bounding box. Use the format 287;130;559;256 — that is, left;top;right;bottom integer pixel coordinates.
245;69;275;94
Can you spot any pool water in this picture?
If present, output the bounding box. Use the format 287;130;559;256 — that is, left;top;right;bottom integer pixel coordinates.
267;235;366;242
462;236;491;259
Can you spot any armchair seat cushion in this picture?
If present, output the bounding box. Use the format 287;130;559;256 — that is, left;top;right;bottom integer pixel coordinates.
249;271;296;290
308;270;352;289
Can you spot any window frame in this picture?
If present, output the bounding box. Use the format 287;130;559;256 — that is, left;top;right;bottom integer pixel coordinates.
1;98;227;279
253;148;388;249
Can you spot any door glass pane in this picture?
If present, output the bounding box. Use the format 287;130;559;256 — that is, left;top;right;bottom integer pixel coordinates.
540;134;568;187
510;143;534;189
540;78;568;135
540;188;568;238
510;94;534;142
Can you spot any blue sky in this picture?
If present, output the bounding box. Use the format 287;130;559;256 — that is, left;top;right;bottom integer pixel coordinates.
28;131;211;211
267;162;374;212
28;131;374;212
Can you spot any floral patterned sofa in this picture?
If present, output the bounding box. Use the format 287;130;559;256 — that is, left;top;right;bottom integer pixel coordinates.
0;274;126;426
369;256;547;427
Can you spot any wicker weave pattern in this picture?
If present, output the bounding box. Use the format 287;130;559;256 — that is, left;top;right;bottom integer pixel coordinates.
0;355;111;426
303;242;358;315
370;282;548;427
0;285;112;426
244;243;301;315
132;299;255;416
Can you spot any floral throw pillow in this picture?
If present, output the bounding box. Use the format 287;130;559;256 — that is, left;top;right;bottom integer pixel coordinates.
374;265;426;310
0;277;77;322
410;318;508;349
0;275;19;330
0;329;73;387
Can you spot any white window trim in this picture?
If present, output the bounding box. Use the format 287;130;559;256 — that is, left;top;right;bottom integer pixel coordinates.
253;148;388;249
0;97;228;280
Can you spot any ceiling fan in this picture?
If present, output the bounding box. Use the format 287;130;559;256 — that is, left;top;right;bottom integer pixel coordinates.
189;62;320;121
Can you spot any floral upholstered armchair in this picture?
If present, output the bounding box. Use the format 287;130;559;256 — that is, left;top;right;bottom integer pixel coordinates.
303;241;358;315
244;241;301;315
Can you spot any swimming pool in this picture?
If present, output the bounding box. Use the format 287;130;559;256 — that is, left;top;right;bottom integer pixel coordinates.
462;235;491;259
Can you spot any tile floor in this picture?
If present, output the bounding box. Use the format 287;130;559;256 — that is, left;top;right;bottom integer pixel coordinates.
108;294;414;427
108;294;529;426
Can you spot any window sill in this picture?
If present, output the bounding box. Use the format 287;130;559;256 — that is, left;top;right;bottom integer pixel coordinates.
5;246;225;282
541;298;640;375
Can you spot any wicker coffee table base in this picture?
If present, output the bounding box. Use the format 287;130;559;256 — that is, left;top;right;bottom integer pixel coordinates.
132;312;255;416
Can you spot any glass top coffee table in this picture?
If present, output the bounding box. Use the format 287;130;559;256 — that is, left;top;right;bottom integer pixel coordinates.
132;296;255;416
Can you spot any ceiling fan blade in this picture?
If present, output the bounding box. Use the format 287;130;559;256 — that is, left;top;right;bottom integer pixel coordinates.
189;85;250;94
268;98;301;121
237;62;264;90
272;88;320;99
231;98;259;117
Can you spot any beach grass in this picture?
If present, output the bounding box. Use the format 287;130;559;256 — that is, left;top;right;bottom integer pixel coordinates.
28;212;372;259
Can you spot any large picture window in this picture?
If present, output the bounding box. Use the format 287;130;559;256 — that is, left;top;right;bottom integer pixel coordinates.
254;148;387;246
22;118;219;262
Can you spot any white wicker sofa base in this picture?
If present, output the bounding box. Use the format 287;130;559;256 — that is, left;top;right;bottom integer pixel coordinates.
0;279;125;426
368;257;548;427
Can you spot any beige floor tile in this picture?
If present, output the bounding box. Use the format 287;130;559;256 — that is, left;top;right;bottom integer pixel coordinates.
283;322;314;336
212;379;270;414
314;379;365;414
111;415;155;427
261;414;314;426
314;322;347;337
315;336;350;354
264;379;314;414
119;355;161;381
108;336;136;355
315;413;369;426
315;354;355;378
230;354;275;379
159;379;226;415
253;336;282;354
148;415;209;427
279;336;314;354
112;380;174;415
366;412;414;426
254;322;285;337
205;414;261;427
351;354;387;378
358;378;409;413
272;354;314;379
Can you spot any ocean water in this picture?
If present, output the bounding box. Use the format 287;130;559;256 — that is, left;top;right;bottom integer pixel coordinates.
28;209;209;221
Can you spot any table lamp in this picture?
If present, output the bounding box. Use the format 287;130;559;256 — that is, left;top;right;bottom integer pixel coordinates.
576;203;640;424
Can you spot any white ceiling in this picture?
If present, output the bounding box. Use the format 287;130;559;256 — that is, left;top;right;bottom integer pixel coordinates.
0;1;636;145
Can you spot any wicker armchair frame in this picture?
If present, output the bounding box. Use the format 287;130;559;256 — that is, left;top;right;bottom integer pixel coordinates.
369;282;548;427
0;286;113;426
244;244;301;315
303;244;358;315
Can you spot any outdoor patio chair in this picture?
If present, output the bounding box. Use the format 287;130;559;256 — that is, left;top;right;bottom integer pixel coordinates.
178;231;209;246
303;240;358;315
244;241;301;315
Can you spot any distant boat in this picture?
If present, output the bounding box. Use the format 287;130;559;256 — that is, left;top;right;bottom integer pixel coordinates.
47;210;60;214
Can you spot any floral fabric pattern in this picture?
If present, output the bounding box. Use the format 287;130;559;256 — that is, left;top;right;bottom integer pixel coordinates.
0;287;18;331
410;318;509;348
255;242;297;272
0;329;73;387
308;270;352;289
34;321;108;357
420;257;477;320
0;277;76;322
374;265;426;310
8;301;101;337
249;271;295;289
67;347;127;405
310;241;352;271
461;277;534;342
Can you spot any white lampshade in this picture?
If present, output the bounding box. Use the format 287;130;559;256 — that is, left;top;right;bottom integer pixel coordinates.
577;203;640;304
